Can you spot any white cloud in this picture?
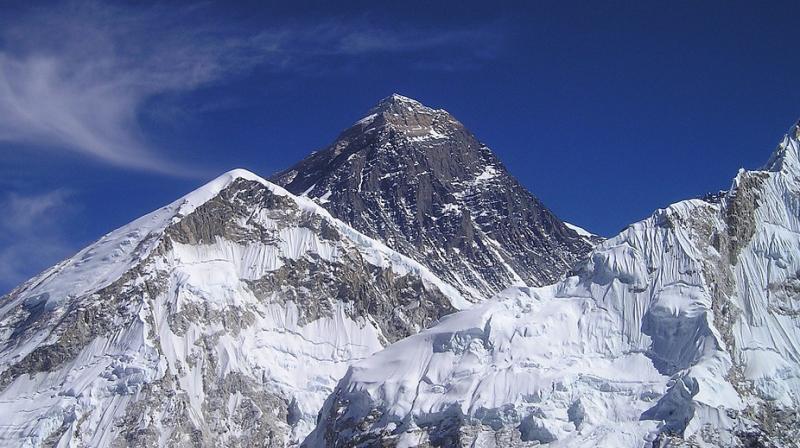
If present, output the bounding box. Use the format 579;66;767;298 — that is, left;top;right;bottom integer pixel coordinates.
0;2;500;175
0;3;260;175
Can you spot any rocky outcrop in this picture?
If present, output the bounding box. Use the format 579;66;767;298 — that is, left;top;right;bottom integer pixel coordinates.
273;94;593;301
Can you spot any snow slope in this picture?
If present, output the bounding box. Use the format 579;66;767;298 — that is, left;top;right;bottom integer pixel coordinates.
0;170;467;447
306;123;800;447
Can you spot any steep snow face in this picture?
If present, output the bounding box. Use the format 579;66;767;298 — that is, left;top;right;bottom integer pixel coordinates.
0;170;466;448
272;94;592;302
730;125;800;415
306;124;800;447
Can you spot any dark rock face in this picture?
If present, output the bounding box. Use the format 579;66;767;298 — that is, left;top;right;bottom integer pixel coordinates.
273;94;592;300
246;253;456;344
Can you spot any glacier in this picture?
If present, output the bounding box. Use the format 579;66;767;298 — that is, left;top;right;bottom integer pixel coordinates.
306;124;800;447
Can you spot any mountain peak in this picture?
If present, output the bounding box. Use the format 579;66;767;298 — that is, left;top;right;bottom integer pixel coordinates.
221;167;261;180
371;93;428;111
348;93;460;139
364;93;446;122
273;96;592;301
764;120;800;175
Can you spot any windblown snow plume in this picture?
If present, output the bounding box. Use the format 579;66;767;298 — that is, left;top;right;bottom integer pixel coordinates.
306;123;800;447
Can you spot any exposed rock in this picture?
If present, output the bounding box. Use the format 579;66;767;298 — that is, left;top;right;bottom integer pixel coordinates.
273;94;593;301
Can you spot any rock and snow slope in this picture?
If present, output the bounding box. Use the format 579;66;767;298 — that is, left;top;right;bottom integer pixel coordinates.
564;222;605;246
0;170;468;447
305;124;800;447
273;94;593;301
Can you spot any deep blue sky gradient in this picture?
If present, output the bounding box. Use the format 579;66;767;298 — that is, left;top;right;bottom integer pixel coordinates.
1;0;799;292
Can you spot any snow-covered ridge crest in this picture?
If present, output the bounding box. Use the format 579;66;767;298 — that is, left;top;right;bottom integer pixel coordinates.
306;122;800;447
0;168;468;447
0;168;466;318
0;169;266;314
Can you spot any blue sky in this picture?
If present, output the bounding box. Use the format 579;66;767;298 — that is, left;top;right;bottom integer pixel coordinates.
0;0;798;293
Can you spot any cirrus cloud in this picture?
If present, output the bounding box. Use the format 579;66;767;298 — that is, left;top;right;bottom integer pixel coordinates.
0;2;501;176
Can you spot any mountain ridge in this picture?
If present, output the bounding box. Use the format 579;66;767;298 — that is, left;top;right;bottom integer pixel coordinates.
305;121;800;447
2;97;796;448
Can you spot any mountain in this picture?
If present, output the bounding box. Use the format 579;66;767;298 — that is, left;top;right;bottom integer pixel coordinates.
0;170;469;447
272;94;593;301
306;123;800;447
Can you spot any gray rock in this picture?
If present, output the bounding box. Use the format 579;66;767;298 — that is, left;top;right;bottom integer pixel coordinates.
273;94;593;301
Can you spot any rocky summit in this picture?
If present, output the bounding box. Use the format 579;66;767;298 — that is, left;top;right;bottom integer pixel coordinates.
272;94;593;302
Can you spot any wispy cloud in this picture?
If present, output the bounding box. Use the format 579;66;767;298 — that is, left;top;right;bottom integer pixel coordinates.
0;3;263;175
0;190;76;293
0;2;500;175
255;21;499;59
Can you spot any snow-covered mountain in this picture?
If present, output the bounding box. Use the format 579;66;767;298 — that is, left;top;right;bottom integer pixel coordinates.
272;94;593;301
3;92;797;448
0;170;469;447
305;123;800;447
